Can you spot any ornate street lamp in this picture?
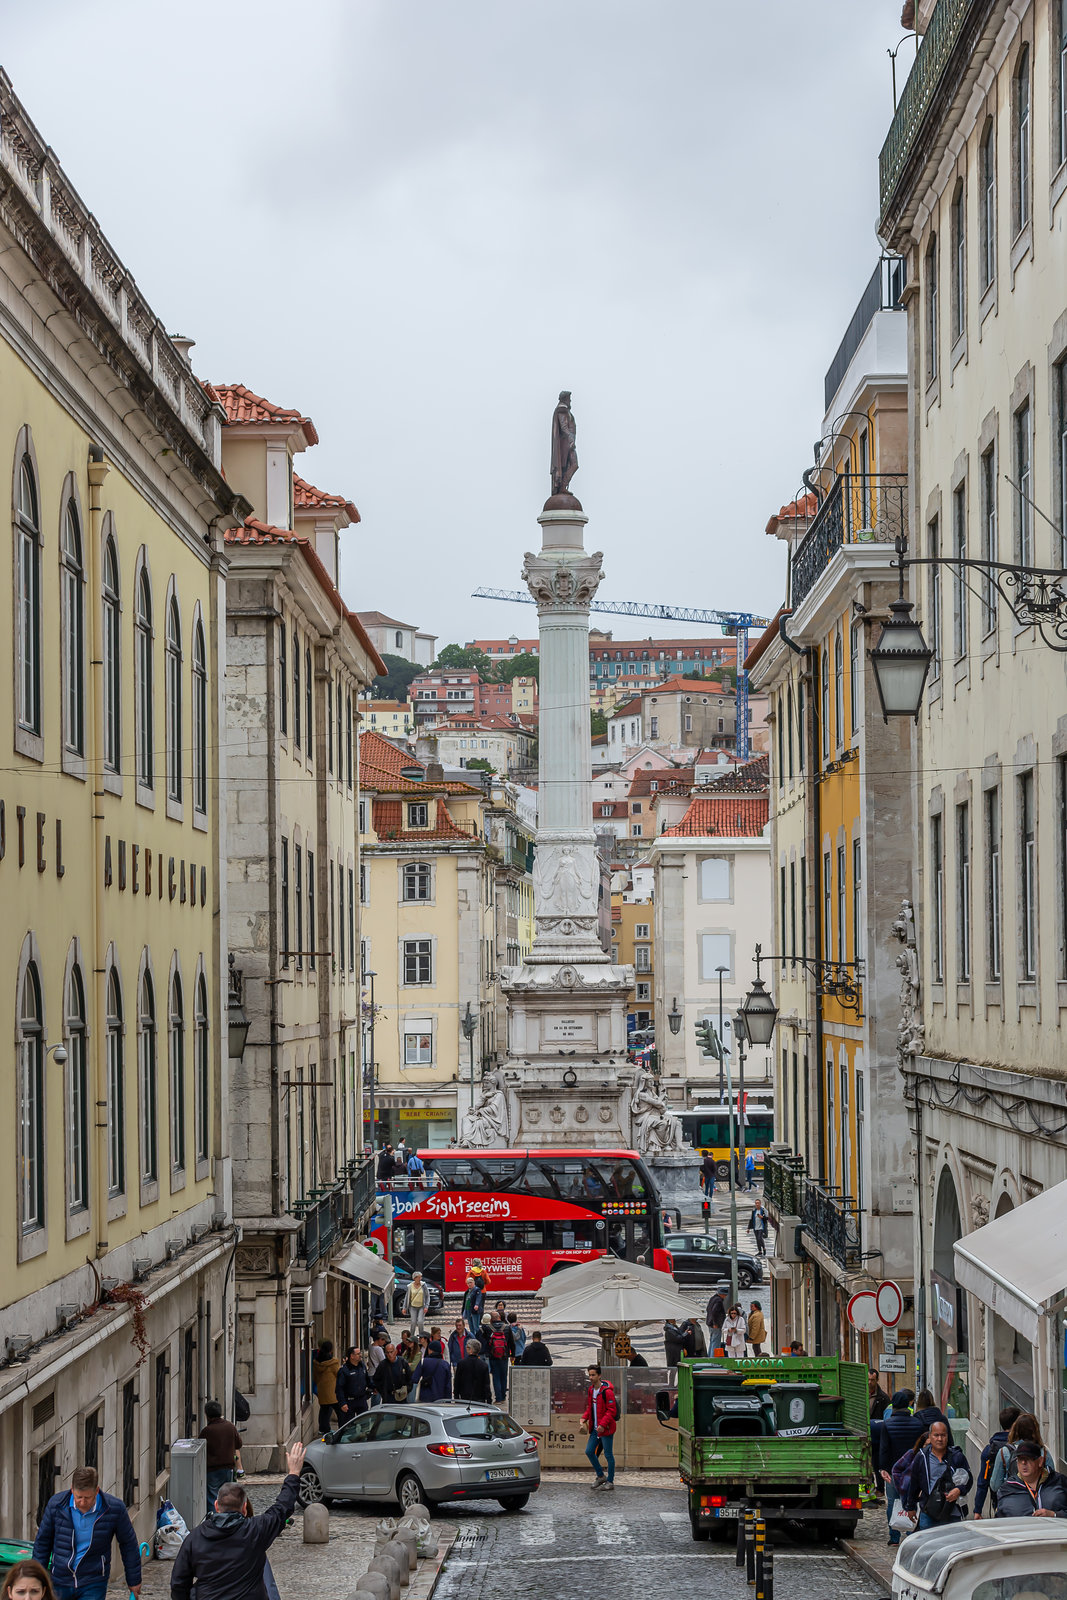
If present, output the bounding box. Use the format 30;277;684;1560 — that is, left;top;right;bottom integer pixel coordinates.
869;582;933;722
667;997;683;1036
740;946;779;1047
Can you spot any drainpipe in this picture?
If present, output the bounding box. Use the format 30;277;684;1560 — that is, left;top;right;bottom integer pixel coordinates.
86;447;110;1259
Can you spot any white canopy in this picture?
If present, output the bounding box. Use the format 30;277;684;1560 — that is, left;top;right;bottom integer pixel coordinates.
953;1178;1067;1344
537;1269;687;1332
332;1240;394;1294
536;1255;670;1302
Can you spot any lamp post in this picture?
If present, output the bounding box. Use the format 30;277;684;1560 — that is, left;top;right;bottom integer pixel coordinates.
733;1010;748;1191
716;966;729;1102
740;947;780;1048
667;997;682;1035
724;1034;740;1307
461;1001;478;1126
364;970;377;1154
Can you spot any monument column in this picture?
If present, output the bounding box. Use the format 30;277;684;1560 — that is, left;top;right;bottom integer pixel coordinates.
487;393;637;1148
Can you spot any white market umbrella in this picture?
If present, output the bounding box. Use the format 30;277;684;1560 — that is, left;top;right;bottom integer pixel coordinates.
537;1255;671;1302
537;1270;687;1332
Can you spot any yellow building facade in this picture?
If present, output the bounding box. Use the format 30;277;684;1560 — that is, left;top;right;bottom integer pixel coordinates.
611;897;655;1033
0;75;246;1538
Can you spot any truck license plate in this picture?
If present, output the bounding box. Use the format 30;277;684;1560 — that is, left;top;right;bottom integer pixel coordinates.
715;1508;739;1518
485;1467;521;1481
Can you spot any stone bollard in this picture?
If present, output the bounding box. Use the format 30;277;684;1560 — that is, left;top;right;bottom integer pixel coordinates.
383;1541;411;1586
399;1504;430;1524
353;1576;390;1600
302;1502;330;1544
366;1554;401;1600
392;1528;418;1572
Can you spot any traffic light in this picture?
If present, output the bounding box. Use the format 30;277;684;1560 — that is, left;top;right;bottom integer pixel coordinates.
701;1198;711;1221
694;1019;714;1056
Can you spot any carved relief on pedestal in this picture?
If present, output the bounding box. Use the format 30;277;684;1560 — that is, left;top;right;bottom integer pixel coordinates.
533;842;598;922
575;1105;589;1124
598;1105;613;1124
521;550;605;612
970;1192;989;1229
891;898;925;1069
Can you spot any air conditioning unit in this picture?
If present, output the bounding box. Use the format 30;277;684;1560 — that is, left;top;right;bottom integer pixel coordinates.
6;1336;32;1358
289;1288;313;1328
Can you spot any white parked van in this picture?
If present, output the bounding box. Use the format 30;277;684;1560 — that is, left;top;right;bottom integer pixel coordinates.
892;1521;1067;1600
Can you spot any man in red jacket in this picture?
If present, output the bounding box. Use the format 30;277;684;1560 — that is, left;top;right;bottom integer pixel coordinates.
581;1363;619;1490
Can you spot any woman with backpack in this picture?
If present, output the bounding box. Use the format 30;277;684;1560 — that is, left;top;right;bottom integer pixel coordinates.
902;1419;973;1530
988;1412;1056;1502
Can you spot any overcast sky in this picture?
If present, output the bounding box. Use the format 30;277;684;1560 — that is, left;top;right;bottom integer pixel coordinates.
5;1;910;649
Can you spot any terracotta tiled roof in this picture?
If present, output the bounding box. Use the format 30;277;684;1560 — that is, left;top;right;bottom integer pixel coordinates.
744;609;786;673
205;383;319;445
371;798;471;842
645;675;731;696
702;754;770;794
294;474;360;524
356;610;416;630
610;698;643;718
223;521;385;672
662;795;769;838
359;730;481;796
765;492;817;536
627;769;694;799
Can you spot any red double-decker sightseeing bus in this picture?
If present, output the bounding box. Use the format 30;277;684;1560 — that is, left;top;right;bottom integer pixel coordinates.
371;1147;673;1293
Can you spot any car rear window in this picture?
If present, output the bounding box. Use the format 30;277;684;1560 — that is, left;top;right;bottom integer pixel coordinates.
446;1412;523;1439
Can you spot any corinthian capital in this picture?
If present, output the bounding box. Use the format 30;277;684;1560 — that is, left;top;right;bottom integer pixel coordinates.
521;550;605;613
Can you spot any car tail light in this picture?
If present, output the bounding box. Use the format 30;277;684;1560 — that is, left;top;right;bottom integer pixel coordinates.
523;1437;539;1454
837;1496;861;1510
701;1494;728;1508
427;1442;472;1458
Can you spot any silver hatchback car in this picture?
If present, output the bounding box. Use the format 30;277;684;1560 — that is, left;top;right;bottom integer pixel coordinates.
298;1402;541;1514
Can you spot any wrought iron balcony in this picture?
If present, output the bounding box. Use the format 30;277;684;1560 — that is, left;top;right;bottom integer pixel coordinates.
879;0;979;227
791;472;907;609
293;1154;375;1271
763;1151;805;1219
803;1181;862;1273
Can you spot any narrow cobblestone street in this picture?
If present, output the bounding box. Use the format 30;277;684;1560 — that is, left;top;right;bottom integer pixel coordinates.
431;1481;889;1600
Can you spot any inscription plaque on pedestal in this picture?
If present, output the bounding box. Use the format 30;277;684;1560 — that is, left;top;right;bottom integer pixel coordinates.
543;1016;593;1042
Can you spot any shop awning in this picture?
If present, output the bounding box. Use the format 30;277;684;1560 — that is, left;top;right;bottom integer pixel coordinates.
954;1179;1067;1345
332;1241;394;1294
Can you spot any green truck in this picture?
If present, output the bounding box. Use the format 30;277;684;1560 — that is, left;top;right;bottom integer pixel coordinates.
657;1355;872;1543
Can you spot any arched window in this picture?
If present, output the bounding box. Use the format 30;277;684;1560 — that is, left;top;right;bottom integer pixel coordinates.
195;973;210;1166
18;963;44;1231
1014;45;1031;235
193;619;207;815
66;965;89;1213
950;179;965;343
166;594;182;804
820;648;829;761
925;232;938;384
16;453;42;736
62;499;85;756
170;972;185;1173
305;647;313;762
833;630;844;746
102;535;121;773
139;969;157;1183
106;969;125;1196
293;630;301;750
136;566;154;790
979;119;996;291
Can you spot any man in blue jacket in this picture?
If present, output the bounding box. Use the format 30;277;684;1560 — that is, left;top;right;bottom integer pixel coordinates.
34;1465;141;1600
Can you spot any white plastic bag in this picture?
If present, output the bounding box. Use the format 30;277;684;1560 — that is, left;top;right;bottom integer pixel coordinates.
889;1505;915;1535
154;1499;189;1560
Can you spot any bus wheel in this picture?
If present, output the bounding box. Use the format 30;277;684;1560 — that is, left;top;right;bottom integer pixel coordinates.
715;1161;731;1182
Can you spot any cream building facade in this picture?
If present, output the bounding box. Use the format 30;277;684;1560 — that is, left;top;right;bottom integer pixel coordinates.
651;759;774;1112
212;386;384;1464
880;0;1067;1459
0;73;246;1539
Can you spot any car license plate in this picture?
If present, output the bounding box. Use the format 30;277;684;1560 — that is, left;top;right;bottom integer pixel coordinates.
715;1507;739;1518
485;1467;521;1481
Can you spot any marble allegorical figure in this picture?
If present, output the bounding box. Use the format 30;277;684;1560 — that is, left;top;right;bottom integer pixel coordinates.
459;1067;509;1148
533;842;597;920
550;390;578;497
630;1068;685;1154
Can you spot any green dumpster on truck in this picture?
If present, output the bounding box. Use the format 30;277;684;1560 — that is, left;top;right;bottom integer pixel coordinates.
658;1355;871;1543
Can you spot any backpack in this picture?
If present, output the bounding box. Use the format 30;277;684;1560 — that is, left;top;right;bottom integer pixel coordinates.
233;1389;251;1423
892;1444;920;1497
489;1329;510;1360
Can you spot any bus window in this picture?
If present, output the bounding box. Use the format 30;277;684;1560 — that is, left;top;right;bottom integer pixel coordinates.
499;1222;545;1248
421;1224;444;1281
447;1224;474;1252
631;1219;651;1264
607;1222;627;1256
550;1219;601;1252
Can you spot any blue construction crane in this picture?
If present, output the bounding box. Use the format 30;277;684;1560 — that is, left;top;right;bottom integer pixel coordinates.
471;588;770;760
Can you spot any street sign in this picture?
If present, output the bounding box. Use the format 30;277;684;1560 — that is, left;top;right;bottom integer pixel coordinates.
883;1328;898;1353
876;1280;904;1328
847;1291;883;1333
879;1354;907;1373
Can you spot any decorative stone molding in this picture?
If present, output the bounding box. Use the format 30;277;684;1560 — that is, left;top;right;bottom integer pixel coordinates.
891;899;924;1068
521;550;605;612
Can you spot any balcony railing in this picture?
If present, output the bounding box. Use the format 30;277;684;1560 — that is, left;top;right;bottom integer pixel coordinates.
803;1181;863;1273
824;257;905;413
293;1155;375;1272
790;472;907;609
879;0;979;226
763;1151;805;1218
